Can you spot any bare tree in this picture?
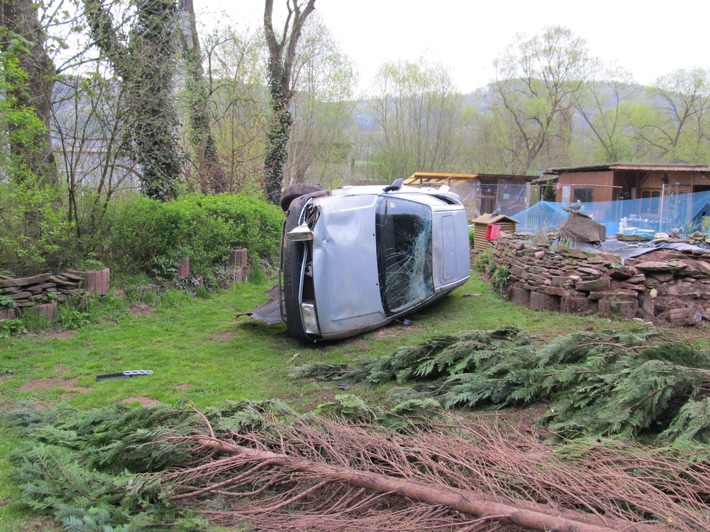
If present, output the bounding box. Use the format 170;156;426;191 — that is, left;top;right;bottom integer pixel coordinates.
572;63;640;162
263;0;316;203
204;25;268;194
52;72;141;236
286;15;355;186
492;26;589;174
369;57;463;179
637;68;710;162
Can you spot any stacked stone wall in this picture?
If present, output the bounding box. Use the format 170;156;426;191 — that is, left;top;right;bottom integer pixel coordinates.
491;234;710;326
0;271;94;319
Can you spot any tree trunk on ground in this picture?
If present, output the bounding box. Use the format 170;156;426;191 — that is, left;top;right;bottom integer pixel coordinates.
198;438;626;532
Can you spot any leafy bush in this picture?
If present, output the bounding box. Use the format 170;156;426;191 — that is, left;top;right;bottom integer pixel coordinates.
0;319;27;338
0;179;75;276
76;258;106;271
57;291;127;330
0;295;15;309
472;249;495;275
490;266;510;293
19;307;53;333
57;307;90;331
40;291;58;303
102;193;283;277
0;46;76;276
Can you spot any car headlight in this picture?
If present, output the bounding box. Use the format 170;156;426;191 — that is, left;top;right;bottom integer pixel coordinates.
301;303;319;335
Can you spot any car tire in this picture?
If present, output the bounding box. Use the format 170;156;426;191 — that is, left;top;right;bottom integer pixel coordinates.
281;194;313;341
280;184;325;212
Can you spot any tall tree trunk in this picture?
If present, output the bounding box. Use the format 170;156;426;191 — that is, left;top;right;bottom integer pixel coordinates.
263;0;316;204
177;0;225;193
264;84;293;201
83;0;181;201
1;0;58;184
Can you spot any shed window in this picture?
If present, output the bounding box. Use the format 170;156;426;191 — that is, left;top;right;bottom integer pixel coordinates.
641;190;661;214
573;188;593;203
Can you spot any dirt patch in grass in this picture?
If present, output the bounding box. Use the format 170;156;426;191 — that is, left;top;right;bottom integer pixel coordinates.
372;323;424;340
129;303;154;315
23;517;61;531
122;396;161;406
282;389;337;413
212;331;237;341
175;383;191;391
43;330;75;340
338;336;369;349
18;376;90;394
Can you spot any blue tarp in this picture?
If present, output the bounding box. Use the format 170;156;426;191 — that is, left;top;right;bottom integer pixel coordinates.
512;190;710;236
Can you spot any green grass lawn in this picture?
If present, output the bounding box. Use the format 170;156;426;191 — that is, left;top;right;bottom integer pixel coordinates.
0;276;707;530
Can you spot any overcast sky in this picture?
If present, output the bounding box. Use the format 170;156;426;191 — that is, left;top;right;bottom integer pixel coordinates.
197;0;710;94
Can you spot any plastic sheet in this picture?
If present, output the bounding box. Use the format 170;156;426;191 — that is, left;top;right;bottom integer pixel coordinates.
513;190;710;237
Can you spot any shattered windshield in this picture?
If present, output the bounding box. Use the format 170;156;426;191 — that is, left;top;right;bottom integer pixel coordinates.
376;197;434;314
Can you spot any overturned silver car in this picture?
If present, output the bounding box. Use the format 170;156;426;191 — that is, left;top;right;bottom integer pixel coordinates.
273;179;470;342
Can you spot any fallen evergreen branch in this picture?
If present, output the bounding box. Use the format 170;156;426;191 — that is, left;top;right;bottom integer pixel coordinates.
292;328;710;446
7;401;710;530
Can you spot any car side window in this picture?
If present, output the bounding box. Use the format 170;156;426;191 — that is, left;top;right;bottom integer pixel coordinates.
376;197;434;314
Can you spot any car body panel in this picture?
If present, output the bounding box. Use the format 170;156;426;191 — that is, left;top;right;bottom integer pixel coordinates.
310;194;387;336
243;182;471;342
432;208;471;292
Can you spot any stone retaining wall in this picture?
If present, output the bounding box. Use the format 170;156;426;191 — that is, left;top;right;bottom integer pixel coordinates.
0;271;95;319
491;234;710;327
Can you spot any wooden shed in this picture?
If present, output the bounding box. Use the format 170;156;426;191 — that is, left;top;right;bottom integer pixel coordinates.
404;172;533;221
471;214;519;250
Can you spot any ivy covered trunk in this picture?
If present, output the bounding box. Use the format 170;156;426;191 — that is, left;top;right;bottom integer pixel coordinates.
264;85;293;204
84;0;181;202
262;0;316;205
178;0;225;194
1;0;58;185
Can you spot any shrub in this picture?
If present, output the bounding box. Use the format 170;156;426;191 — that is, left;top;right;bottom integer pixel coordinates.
490;265;510;294
0;319;26;338
102;193;283;278
76;259;106;271
19;307;53;333
0;179;75;276
472;249;495;275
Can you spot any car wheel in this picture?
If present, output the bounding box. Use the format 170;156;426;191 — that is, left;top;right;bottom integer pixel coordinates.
280;184;325;212
282;194;312;341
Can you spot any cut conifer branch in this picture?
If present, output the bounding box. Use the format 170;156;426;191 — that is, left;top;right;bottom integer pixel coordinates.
192;436;625;532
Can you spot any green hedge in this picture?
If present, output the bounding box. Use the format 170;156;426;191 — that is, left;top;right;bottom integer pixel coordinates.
103;193;283;276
